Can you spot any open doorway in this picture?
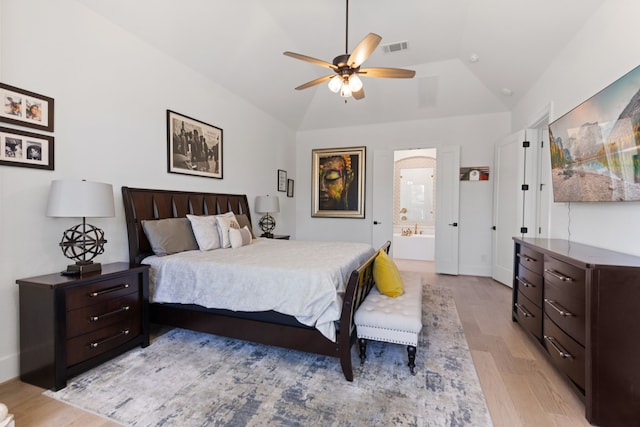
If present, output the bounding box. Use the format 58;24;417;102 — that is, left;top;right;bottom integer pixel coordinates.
392;148;437;261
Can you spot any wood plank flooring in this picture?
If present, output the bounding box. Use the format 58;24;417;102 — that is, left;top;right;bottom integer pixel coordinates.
0;260;591;426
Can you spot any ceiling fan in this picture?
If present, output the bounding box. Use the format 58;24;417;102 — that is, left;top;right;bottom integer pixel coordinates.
283;0;415;100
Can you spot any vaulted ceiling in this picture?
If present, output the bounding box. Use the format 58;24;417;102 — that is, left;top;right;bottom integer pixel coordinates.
77;0;606;131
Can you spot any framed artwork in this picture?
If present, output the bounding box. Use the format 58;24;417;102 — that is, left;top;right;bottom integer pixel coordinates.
312;146;365;218
287;179;294;197
0;127;54;170
167;110;222;179
460;166;490;181
278;169;287;192
0;83;54;132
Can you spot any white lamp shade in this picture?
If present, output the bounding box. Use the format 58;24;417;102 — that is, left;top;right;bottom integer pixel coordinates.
255;195;280;214
46;180;115;218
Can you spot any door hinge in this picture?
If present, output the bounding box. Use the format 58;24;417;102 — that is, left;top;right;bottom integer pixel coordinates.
522;140;530;148
520;227;528;234
521;184;529;191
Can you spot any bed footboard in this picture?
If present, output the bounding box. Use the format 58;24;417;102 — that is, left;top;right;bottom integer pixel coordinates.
337;240;390;381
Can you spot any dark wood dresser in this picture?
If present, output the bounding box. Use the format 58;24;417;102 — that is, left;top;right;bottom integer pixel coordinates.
17;262;149;391
512;238;640;427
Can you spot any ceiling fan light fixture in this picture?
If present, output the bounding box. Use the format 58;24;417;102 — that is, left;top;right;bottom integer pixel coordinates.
328;75;343;93
348;73;363;92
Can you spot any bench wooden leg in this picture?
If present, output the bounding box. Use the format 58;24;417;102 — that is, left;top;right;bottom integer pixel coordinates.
407;345;417;375
358;338;367;365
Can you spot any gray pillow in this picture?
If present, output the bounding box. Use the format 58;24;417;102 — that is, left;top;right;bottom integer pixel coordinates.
141;218;198;256
235;214;255;238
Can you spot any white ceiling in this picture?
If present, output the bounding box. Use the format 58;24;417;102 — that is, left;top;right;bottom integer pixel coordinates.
77;0;605;131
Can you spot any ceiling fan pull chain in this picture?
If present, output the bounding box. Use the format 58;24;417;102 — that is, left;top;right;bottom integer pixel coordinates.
345;0;349;53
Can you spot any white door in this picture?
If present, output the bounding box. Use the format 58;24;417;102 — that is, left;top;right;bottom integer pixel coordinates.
492;129;539;286
371;149;394;253
434;145;460;275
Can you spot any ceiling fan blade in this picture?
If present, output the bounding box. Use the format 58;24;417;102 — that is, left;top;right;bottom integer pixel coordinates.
283;51;337;70
352;87;365;100
359;67;416;78
294;75;334;90
347;33;382;68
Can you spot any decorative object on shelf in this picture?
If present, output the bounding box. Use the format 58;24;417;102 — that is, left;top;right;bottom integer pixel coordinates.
0;82;54;132
255;195;280;238
287;179;294;197
0;126;54;170
312;146;365;218
167;110;222;179
277;169;287;192
46;180;115;275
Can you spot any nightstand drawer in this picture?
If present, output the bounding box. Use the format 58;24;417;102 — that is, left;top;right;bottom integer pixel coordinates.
66;319;141;367
66;275;139;311
66;292;140;338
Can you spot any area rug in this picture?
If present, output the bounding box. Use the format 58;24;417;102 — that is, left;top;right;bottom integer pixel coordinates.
45;281;493;427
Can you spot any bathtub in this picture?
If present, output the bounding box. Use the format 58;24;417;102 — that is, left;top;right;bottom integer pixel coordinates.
392;233;435;261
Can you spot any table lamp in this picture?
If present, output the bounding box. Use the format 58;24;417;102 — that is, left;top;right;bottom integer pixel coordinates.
255;195;279;238
46;180;115;275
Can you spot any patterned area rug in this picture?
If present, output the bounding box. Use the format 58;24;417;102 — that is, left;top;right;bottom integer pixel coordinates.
45;282;493;427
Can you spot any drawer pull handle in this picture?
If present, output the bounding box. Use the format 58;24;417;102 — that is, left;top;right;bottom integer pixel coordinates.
89;329;130;348
89;283;129;297
544;299;573;317
517;276;535;288
514;303;533;317
544;335;573;359
544;268;573;282
90;305;131;322
517;253;537;263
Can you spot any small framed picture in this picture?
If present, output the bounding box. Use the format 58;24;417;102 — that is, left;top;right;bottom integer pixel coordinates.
287;179;294;197
0;126;54;170
278;169;287;192
0;83;54;132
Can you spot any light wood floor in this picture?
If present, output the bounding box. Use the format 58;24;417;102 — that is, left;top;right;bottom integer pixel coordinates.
0;260;591;427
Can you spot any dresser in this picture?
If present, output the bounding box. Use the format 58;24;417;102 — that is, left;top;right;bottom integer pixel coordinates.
17;263;150;391
512;238;640;427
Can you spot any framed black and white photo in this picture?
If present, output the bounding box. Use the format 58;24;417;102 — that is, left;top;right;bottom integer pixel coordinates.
0;127;54;170
0;83;54;132
167;110;222;179
278;169;287;192
287;179;294;197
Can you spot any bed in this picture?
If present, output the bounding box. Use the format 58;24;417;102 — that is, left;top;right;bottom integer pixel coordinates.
121;186;389;381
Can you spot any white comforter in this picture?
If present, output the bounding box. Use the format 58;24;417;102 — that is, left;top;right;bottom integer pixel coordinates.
143;238;375;341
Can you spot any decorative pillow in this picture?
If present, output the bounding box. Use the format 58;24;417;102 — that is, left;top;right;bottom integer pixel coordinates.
216;212;241;248
141;217;198;256
229;226;253;248
234;213;255;239
373;249;405;297
186;214;220;250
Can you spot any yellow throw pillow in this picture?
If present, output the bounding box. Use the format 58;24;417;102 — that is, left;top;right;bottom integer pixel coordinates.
373;249;404;297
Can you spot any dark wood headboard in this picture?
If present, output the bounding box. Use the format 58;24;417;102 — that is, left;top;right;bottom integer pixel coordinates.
121;187;252;265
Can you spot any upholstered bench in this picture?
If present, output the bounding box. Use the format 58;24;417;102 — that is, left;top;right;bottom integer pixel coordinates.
354;270;423;374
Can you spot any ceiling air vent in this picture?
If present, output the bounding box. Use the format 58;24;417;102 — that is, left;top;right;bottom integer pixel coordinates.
382;41;409;54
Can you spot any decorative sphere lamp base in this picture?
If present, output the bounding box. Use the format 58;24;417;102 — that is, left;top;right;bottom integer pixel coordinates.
62;261;102;276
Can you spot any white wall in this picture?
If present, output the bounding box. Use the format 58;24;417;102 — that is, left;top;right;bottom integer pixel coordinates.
512;0;640;255
295;112;511;276
0;0;296;383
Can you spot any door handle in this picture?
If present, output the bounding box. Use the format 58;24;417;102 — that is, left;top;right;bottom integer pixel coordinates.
448;222;458;227
373;221;381;225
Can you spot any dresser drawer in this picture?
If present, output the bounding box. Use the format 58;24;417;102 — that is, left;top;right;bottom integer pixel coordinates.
543;314;585;391
518;245;543;275
66;319;141;367
66;292;140;338
514;291;542;340
66;275;139;311
516;262;543;308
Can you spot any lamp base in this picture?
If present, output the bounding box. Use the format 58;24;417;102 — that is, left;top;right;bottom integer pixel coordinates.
62;262;102;276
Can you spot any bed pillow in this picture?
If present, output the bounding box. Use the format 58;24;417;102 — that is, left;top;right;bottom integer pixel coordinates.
186;214;221;250
230;226;253;248
373;249;404;297
216;212;241;248
141;217;198;256
234;213;255;239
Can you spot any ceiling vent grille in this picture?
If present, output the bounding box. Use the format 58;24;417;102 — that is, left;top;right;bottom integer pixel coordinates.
382;41;409;54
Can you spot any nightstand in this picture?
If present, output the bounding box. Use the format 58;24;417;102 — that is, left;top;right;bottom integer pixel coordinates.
17;262;150;391
261;234;290;240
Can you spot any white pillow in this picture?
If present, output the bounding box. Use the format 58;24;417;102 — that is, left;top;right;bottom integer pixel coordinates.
216;212;241;248
186;214;220;250
230;226;252;248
